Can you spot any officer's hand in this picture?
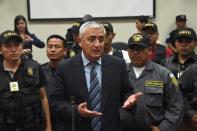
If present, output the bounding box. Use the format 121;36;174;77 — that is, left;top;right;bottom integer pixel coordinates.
150;125;161;131
192;114;197;127
78;102;102;117
123;92;143;109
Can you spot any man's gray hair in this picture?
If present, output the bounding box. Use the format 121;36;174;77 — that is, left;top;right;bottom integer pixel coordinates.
79;21;106;38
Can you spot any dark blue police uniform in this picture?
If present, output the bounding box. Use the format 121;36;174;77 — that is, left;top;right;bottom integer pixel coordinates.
0;58;45;131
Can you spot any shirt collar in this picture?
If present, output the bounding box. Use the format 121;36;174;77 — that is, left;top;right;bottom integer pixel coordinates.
108;50;113;55
3;58;23;72
81;51;101;67
172;52;197;63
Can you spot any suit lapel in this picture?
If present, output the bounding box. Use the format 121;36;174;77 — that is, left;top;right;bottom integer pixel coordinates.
72;54;114;109
72;55;89;102
101;55;112;111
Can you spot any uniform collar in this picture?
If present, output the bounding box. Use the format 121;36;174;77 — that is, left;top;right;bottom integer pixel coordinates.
144;60;154;71
2;58;24;71
172;52;197;63
129;60;154;71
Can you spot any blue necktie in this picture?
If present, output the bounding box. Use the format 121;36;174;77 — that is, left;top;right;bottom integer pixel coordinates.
89;62;101;131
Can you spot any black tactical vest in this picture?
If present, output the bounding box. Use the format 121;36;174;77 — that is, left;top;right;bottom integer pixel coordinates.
0;59;41;128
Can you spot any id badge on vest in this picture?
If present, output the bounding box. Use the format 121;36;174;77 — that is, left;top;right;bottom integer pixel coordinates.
10;82;19;92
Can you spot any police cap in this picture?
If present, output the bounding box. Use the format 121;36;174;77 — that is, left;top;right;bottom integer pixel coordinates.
176;15;187;22
128;33;150;48
100;21;114;33
71;21;84;35
175;27;196;41
0;30;22;44
143;22;158;33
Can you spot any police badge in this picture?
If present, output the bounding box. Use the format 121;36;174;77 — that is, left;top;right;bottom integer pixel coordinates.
70;50;76;57
27;67;33;76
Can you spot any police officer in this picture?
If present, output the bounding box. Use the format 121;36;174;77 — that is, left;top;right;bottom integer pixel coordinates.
142;22;173;65
164;27;197;79
0;30;51;131
164;27;197;131
100;21;130;63
66;21;83;57
176;63;197;131
120;33;183;131
166;15;187;53
65;15;94;58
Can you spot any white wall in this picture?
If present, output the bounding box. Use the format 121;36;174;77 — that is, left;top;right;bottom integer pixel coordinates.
0;0;197;64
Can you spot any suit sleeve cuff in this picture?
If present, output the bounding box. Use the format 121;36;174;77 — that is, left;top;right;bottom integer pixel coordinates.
74;104;83;122
186;109;197;121
158;120;173;131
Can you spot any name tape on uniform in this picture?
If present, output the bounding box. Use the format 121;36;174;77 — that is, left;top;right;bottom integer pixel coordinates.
145;80;164;88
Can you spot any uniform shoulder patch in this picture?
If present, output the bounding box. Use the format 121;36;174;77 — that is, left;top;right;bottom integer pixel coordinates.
170;73;179;88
